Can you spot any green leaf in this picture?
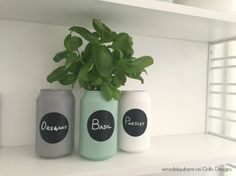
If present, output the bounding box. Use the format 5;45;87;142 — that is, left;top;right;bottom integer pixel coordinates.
91;77;103;85
65;52;78;69
111;33;134;57
47;66;67;83
65;53;78;69
101;32;117;43
53;50;68;62
78;61;93;81
115;58;133;75
93;19;112;34
112;77;121;87
93;32;101;38
69;26;99;44
64;34;82;51
112;48;123;60
127;74;144;84
116;65;131;74
59;74;77;85
116;71;126;85
132;56;154;71
92;18;116;43
93;45;113;77
101;84;113;101
81;43;92;62
68;62;82;74
112;88;121;100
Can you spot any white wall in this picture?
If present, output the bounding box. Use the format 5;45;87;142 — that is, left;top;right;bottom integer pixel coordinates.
0;19;208;147
174;0;236;13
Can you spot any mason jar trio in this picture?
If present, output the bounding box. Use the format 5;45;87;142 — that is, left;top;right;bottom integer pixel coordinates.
36;89;151;160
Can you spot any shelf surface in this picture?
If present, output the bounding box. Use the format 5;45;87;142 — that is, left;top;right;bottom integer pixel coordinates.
0;0;236;42
1;134;236;176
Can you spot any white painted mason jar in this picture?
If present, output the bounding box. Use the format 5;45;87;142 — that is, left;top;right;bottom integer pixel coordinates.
118;90;151;153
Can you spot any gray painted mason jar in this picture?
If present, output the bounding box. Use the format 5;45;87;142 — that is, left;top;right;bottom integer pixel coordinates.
36;89;75;158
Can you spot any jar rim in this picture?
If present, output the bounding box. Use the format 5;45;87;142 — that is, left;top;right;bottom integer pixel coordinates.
121;90;147;92
84;90;102;94
40;89;72;92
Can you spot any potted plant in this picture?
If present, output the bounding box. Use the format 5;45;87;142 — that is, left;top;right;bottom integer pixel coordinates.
47;18;153;160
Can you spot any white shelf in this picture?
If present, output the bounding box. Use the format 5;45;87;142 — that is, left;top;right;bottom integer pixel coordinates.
1;134;236;176
1;0;236;42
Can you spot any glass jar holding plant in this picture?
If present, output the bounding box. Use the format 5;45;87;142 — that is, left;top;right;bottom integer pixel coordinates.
47;19;153;160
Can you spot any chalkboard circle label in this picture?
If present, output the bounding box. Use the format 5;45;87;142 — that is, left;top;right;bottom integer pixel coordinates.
40;112;69;144
87;110;114;142
123;109;147;137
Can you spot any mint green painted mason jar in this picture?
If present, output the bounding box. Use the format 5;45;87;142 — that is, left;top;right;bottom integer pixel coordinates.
79;91;118;160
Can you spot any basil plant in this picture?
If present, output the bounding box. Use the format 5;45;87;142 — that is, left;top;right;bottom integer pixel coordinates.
47;19;153;101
